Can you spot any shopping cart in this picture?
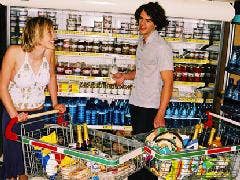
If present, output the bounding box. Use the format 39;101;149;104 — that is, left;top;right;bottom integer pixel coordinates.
7;111;144;179
143;112;240;180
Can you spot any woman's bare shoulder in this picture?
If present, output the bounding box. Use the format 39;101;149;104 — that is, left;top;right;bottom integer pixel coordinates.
6;45;23;56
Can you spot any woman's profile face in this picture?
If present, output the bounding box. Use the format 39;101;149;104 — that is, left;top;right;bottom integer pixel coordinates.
39;27;56;50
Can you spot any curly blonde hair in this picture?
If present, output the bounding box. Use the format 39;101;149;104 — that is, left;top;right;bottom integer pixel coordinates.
21;16;54;52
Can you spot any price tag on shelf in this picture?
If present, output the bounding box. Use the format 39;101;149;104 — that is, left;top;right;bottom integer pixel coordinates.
123;126;132;131
185;39;209;44
164;37;181;42
75;76;84;81
86;76;96;81
206;99;213;103
103;125;112;130
174;81;205;87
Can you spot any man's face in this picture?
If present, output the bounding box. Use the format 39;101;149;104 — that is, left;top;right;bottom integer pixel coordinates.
138;10;156;39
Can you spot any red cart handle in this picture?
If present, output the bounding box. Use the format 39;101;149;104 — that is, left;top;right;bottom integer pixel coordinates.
5;110;67;141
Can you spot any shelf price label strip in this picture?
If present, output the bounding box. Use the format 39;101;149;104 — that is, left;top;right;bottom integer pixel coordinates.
174;81;205;87
55;51;136;60
173;58;209;64
56;30;139;40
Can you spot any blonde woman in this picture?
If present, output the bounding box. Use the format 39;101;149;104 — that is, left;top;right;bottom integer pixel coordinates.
0;17;65;180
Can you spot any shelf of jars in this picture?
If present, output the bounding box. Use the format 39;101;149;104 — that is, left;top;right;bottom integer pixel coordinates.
56;30;221;45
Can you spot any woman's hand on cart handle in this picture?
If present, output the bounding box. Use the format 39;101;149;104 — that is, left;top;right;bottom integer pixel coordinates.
15;112;28;122
53;103;66;113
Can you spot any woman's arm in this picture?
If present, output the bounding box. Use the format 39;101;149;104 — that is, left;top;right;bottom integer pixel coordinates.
47;50;58;107
0;46;19;118
47;50;66;113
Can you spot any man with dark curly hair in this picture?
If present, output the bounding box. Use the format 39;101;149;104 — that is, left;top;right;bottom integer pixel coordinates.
114;1;173;135
114;2;173;178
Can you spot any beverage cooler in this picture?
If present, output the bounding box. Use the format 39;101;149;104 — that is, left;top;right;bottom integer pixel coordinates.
1;0;235;130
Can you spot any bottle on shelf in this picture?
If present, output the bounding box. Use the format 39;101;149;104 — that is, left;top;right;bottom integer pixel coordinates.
224;78;234;99
228;49;238;70
232;80;240;101
107;57;118;84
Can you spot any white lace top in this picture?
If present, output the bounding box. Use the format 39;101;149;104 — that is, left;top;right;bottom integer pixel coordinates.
9;52;50;110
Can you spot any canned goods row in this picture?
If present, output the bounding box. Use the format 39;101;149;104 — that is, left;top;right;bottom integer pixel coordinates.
58;81;132;96
55;38;138;55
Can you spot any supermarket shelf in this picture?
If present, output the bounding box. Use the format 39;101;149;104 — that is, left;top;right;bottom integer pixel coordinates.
174;81;205;87
171;97;214;103
57;74;110;82
56;30;139;40
209;60;218;65
173;58;209;64
55;51;136;60
87;125;132;131
47;92;130;100
56;30;212;45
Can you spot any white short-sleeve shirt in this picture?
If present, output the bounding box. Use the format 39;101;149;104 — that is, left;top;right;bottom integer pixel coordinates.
129;30;173;109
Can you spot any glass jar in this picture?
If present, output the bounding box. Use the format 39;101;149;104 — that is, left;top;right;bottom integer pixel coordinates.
77;40;85;52
108;41;114;53
91;65;100;77
92;40;100;53
129;43;137;55
70;39;78;52
56;62;65;75
82;64;91;76
114;42;122;54
122;42;130;55
64;63;73;75
73;62;81;75
56;39;64;51
85;40;93;52
101;41;109;53
63;39;70;51
100;65;109;77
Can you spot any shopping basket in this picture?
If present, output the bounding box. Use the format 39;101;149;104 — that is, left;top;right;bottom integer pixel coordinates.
7;110;144;179
143;112;240;180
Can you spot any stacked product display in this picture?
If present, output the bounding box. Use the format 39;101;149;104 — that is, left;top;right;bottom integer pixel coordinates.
9;6;223;129
2;1;239;179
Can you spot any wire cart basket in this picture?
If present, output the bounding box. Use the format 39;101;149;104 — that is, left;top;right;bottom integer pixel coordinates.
143;112;240;180
8;111;144;180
